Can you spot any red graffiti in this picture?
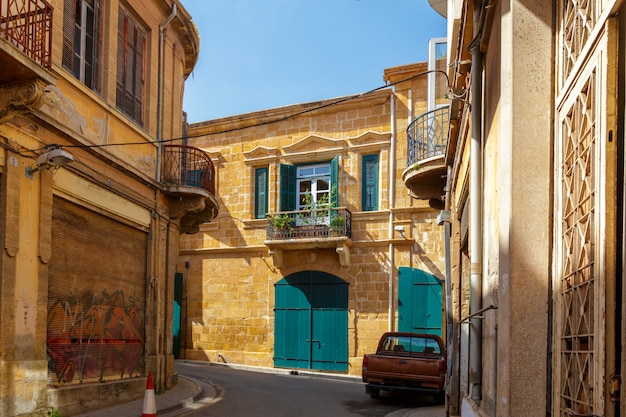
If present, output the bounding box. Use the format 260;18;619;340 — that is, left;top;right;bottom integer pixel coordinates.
47;290;144;384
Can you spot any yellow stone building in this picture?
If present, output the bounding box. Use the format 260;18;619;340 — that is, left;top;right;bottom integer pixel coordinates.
0;1;215;415
179;58;448;376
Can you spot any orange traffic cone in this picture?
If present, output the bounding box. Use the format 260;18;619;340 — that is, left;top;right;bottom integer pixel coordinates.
142;373;157;417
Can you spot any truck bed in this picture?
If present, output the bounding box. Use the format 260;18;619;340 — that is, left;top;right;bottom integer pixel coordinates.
362;332;446;399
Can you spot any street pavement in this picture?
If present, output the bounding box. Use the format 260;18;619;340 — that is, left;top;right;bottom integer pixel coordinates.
72;360;445;417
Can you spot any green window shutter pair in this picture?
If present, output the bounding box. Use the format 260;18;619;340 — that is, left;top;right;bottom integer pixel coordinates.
278;155;379;211
280;156;339;210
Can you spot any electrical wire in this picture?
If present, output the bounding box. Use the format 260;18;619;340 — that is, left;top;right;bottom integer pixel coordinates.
17;69;451;156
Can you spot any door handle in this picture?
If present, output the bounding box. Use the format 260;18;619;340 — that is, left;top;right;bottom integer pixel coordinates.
306;339;321;348
399;360;407;364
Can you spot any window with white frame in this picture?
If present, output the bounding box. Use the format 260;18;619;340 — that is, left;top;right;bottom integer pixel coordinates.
297;164;330;210
279;157;338;220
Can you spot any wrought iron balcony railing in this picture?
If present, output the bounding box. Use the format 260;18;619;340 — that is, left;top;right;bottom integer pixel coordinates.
266;207;352;240
162;144;215;195
407;106;449;167
0;0;53;68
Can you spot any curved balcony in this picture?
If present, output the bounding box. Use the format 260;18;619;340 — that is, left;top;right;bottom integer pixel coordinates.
162;144;218;233
0;0;53;82
0;0;55;124
402;106;449;208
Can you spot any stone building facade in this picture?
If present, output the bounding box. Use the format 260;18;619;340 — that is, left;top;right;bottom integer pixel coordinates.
0;1;216;415
179;61;446;375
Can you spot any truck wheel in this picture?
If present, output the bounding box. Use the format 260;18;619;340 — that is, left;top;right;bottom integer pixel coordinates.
434;392;445;404
368;387;380;399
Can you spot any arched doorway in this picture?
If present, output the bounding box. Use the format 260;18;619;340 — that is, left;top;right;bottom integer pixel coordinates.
274;271;348;371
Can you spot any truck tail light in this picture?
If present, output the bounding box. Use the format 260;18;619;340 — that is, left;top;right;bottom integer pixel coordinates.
439;352;447;377
362;355;368;371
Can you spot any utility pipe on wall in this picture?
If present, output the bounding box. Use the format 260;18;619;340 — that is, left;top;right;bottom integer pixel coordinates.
469;28;484;405
157;3;177;181
388;93;396;332
152;3;176;390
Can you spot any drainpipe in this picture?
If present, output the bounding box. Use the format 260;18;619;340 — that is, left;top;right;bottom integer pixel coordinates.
388;92;396;332
443;165;453;361
469;9;484;404
153;3;176;390
157;3;177;181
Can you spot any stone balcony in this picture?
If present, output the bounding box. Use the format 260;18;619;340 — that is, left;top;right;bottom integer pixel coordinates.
264;207;352;267
162;144;219;234
0;0;55;123
402;106;449;209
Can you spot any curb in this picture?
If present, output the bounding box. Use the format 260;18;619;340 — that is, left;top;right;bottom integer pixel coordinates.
157;375;205;415
176;359;362;384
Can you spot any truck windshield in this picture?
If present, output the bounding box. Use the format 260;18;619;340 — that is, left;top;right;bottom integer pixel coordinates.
380;335;441;355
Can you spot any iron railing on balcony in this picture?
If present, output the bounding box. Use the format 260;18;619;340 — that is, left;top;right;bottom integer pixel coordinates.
407;106;449;167
0;0;53;68
266;207;352;240
162;144;215;196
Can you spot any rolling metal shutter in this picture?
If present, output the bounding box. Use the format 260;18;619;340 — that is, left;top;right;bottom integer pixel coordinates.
47;197;147;385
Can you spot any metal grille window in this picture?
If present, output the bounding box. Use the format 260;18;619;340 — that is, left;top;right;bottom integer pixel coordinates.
62;0;101;92
558;75;596;416
559;0;597;87
116;6;145;126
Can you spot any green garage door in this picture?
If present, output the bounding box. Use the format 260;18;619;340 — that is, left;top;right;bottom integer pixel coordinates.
398;267;443;336
274;271;348;371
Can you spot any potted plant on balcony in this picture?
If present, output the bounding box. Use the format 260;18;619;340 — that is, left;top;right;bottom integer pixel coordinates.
269;214;292;239
297;191;330;237
329;215;345;237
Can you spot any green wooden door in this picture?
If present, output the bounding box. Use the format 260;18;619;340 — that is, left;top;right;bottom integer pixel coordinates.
398;267;443;336
173;272;183;358
274;271;348;371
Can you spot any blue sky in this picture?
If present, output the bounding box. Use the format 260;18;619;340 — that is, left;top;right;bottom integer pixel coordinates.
180;1;446;123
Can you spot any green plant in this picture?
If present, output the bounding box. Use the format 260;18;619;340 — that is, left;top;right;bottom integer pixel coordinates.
48;409;62;417
270;213;292;230
329;215;345;229
300;190;330;225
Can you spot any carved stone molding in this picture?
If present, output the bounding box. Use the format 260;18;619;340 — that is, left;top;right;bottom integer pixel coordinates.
169;195;207;220
168;195;218;234
0;79;47;124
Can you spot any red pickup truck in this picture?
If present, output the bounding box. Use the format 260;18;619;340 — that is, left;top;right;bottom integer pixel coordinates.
362;332;446;401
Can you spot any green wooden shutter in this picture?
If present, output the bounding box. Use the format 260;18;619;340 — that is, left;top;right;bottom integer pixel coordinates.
279;164;296;211
173;273;183;358
330;156;339;207
398;267;443;336
255;168;268;219
362;154;378;211
274;275;311;369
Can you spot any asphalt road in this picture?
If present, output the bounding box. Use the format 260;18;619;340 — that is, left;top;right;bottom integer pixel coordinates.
173;361;435;417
